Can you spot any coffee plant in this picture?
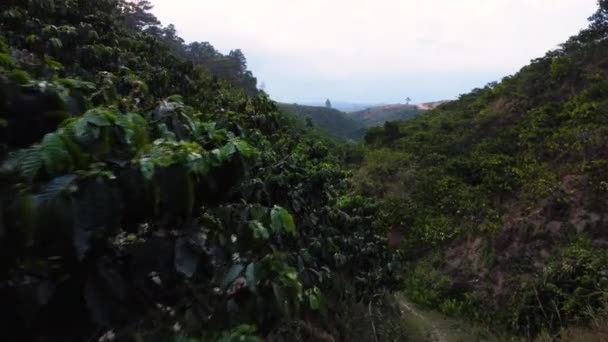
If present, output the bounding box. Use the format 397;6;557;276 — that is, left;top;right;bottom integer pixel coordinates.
0;1;399;341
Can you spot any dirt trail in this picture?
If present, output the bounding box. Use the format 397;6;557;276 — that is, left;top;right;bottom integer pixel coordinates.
395;293;501;342
397;297;447;342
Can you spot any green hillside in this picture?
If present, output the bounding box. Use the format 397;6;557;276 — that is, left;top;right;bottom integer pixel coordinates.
278;102;422;140
350;104;422;128
357;1;608;337
278;103;365;140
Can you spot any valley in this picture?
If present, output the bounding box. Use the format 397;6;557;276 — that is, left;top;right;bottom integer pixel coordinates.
279;101;432;140
1;0;608;341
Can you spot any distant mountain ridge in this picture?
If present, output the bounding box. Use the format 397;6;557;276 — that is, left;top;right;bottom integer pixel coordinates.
278;101;440;140
416;100;451;110
277;103;365;140
349;103;423;128
295;101;385;113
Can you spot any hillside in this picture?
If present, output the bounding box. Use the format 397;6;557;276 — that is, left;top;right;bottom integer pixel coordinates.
350;104;423;127
357;1;608;337
416;100;451;110
278;103;365;140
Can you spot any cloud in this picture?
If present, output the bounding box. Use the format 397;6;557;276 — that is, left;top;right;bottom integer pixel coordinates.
150;0;598;102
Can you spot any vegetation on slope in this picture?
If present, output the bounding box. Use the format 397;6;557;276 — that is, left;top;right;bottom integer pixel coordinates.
278;102;422;141
356;1;608;337
350;104;422;128
0;1;399;341
277;103;366;141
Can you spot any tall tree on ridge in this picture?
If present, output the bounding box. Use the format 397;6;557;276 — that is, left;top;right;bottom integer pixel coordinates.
590;0;608;33
125;0;160;31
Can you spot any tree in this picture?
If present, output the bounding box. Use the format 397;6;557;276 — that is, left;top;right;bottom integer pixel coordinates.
158;24;185;55
185;41;219;65
228;49;247;74
405;97;411;105
590;0;608;33
383;121;400;141
305;116;314;128
325;98;332;108
125;0;160;31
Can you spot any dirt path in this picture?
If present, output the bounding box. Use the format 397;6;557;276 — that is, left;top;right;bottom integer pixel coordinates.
397;297;447;342
395;293;501;342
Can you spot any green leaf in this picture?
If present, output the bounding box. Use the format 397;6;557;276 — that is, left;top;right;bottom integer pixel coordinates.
270;206;296;235
73;120;94;143
209;148;223;167
15;148;43;181
115;112;148;150
0;52;14;69
41;133;72;176
84;108;113;126
219;142;237;161
35;174;78;205
249;220;269;240
249;206;268;222
49;37;63;49
72;108;113;146
166;95;184;104
188;154;210;176
305;287;323;311
309;293;320;310
139;158;155;180
59;131;89;169
157;123;177;140
233;139;257;159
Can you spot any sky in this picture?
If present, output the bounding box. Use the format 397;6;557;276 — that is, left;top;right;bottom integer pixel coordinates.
150;0;599;104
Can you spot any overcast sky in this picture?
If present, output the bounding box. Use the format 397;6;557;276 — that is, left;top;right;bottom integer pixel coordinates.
150;0;598;104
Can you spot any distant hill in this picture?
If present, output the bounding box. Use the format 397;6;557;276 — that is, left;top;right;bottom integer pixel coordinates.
277;103;365;140
349;104;423;127
416;100;451;110
297;101;383;113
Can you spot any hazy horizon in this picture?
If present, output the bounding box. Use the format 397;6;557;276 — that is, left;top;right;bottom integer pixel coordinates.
150;0;598;104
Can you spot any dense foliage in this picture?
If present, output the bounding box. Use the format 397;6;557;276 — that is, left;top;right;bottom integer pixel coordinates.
0;1;398;341
357;1;608;337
